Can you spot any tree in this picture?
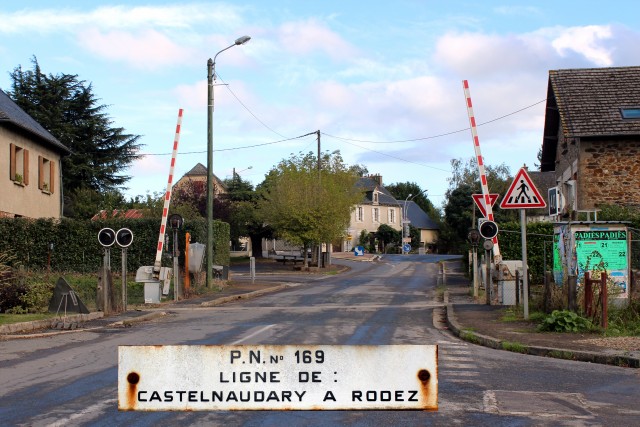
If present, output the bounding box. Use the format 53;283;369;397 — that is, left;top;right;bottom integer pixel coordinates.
385;181;440;222
440;158;516;253
7;57;142;213
258;150;363;266
376;224;401;253
446;157;516;224
222;176;260;250
348;164;369;177
440;183;476;253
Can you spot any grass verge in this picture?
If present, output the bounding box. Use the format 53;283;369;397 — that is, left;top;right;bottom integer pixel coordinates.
0;312;56;325
501;341;528;354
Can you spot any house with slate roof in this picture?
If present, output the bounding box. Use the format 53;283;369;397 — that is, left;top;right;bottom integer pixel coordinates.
539;66;640;217
0;89;70;218
173;162;227;197
344;174;439;252
404;200;439;251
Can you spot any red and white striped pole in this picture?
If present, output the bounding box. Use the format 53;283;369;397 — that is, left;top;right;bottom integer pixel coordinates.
462;80;501;262
153;109;184;272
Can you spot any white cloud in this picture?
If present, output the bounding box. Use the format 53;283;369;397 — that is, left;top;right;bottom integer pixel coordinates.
0;5;243;33
434;32;552;77
277;19;358;61
493;6;542;17
550;25;613;66
77;28;195;70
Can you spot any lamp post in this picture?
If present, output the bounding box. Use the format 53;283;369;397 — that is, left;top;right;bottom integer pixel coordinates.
402;189;428;254
207;35;251;287
232;166;253;181
402;194;412;254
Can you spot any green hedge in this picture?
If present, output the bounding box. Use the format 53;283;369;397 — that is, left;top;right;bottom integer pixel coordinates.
0;217;230;273
496;221;554;284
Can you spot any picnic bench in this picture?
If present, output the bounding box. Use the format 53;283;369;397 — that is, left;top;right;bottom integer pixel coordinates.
274;254;304;264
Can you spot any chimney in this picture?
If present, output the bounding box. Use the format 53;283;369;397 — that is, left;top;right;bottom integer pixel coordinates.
370;174;382;186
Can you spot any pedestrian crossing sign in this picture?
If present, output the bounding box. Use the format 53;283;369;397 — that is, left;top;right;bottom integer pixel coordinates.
500;167;547;209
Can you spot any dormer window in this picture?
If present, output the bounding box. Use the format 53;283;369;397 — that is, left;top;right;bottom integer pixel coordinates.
621;108;640;119
373;191;379;204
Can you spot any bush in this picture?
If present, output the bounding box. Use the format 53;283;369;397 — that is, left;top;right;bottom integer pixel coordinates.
606;299;640;336
20;279;55;313
537;310;594;333
0;282;28;313
0;250;24;313
0;217;230;273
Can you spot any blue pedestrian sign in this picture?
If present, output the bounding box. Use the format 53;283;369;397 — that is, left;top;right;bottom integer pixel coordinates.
354;246;364;256
403;243;411;253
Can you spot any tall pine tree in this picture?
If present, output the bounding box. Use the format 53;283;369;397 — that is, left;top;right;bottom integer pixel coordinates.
7;57;142;214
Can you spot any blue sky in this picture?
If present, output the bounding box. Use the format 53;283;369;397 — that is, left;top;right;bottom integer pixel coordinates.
1;1;639;207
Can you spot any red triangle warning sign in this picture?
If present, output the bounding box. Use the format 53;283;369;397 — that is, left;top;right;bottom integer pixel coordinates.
500;168;547;209
472;193;499;218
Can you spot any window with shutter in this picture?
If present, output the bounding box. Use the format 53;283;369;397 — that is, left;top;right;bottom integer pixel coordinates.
38;156;54;193
9;144;29;185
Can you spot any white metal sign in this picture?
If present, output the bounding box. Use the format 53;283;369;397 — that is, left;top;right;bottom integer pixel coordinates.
118;345;438;411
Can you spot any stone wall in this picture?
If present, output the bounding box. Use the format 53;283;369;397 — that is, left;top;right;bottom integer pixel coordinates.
578;138;640;209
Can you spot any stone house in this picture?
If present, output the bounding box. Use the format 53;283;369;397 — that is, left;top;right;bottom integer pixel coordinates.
0;89;70;218
539;66;640;217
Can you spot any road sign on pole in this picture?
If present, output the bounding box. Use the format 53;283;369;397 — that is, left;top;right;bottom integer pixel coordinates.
548;187;562;217
472;193;499;218
500;167;546;209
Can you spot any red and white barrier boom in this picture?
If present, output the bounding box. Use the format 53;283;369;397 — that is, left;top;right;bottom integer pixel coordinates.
153;109;184;273
462;80;501;262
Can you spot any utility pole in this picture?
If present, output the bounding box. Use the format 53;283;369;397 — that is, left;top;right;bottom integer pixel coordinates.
317;130;323;268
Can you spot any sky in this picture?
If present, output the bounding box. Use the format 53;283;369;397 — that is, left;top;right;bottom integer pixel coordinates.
1;1;639;208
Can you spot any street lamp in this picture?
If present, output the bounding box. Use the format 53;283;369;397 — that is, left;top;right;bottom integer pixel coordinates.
233;165;253;180
402;194;412;254
206;35;251;287
402;189;428;254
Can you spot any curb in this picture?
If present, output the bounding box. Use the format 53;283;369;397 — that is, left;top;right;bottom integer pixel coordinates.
200;284;292;307
1;285;291;338
0;312;104;334
445;301;640;368
107;311;169;327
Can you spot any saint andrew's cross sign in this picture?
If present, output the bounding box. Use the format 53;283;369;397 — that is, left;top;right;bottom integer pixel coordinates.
500;168;546;210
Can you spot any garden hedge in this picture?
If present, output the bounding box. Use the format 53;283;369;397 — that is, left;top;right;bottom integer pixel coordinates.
0;217;230;273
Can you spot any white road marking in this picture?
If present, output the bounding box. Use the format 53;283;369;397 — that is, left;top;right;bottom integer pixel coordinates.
44;398;116;426
231;324;275;344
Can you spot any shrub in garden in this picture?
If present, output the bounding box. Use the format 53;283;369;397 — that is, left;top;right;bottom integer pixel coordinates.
537;310;594;333
0;251;24;313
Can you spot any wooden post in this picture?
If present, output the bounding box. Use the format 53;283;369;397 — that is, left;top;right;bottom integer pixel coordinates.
544;271;553;313
568;275;577;312
184;232;191;292
584;272;593;317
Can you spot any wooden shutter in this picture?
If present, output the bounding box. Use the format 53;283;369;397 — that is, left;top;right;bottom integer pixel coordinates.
50;161;55;194
23;149;29;186
38;156;44;189
10;144;16;181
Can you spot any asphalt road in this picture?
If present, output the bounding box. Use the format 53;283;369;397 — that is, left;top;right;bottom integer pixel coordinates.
1;255;639;426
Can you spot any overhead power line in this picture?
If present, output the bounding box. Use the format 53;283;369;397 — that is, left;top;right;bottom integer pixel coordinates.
139;89;546;157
